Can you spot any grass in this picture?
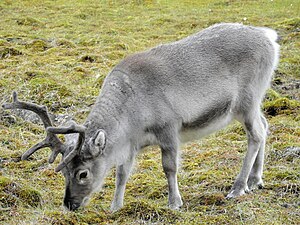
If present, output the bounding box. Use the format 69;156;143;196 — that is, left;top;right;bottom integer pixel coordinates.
0;0;299;224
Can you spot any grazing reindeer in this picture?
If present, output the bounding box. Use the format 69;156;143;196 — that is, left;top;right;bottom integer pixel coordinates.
3;23;279;212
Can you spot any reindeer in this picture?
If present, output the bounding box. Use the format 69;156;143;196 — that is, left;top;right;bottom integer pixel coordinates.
3;23;279;212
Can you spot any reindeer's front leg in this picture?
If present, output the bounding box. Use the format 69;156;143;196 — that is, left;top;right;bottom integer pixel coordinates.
111;153;135;212
160;132;183;210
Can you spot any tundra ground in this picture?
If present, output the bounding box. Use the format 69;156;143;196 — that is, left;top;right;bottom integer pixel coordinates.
0;0;299;224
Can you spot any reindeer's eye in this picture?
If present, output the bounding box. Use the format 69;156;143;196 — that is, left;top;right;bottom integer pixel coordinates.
76;169;90;183
80;171;88;179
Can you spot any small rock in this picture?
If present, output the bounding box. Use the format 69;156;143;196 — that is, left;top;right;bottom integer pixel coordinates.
283;147;300;157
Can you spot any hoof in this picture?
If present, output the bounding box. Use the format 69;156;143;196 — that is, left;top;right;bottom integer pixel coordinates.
226;186;250;199
247;176;264;191
168;197;183;210
110;203;123;213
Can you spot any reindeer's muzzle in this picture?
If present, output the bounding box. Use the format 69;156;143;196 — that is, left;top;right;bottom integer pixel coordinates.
64;186;82;211
64;198;81;211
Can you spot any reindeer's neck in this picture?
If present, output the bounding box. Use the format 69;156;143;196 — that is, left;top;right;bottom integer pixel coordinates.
86;70;136;136
85;80;136;166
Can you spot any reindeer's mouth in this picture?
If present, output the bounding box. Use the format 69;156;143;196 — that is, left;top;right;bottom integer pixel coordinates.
64;196;91;211
64;201;81;211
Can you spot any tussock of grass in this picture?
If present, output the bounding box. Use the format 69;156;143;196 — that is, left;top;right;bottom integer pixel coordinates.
16;17;43;26
0;47;22;58
0;176;42;209
25;39;50;52
53;39;76;48
264;97;300;116
112;200;182;224
276;17;300;31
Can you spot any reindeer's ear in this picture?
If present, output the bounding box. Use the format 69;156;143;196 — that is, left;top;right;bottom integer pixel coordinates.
89;129;106;157
94;129;106;149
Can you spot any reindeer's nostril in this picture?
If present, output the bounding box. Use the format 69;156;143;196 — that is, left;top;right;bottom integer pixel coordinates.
71;203;80;211
64;199;81;211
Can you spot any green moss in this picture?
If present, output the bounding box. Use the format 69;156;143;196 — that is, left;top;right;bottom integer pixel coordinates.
275;17;300;31
198;193;226;206
263;97;300;116
275;171;298;180
76;211;107;224
105;50;126;61
113;42;129;50
112;199;182;223
0;176;42;208
16;17;43;26
43;209;110;225
54;39;76;48
26;39;50;52
95;74;106;88
0;176;11;187
0;176;17;208
273;75;284;85
0;78;10;88
265;89;281;101
18;186;42;207
265;169;299;182
0;39;9;46
0;62;6;70
24;70;49;80
29;77;72;98
42;211;78;225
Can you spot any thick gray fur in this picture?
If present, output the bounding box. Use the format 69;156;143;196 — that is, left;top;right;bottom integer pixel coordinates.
61;23;280;211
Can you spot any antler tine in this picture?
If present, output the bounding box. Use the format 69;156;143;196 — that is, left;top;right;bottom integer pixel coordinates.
46;121;86;135
2;91;52;128
2;91;66;165
21;140;50;160
47;121;86;172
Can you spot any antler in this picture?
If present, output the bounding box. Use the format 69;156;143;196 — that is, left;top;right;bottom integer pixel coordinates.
47;122;86;172
2;91;86;172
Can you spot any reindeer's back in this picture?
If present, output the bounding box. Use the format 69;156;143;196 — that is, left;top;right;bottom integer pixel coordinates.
110;23;278;131
116;23;276;91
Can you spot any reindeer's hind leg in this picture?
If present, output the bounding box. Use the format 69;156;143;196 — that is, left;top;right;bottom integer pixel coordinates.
247;114;268;190
227;109;267;198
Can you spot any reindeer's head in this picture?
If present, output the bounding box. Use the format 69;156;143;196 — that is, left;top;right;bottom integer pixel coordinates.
2;92;107;211
59;127;108;211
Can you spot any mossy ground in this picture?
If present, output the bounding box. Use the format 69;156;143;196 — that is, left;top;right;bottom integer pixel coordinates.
0;0;299;224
